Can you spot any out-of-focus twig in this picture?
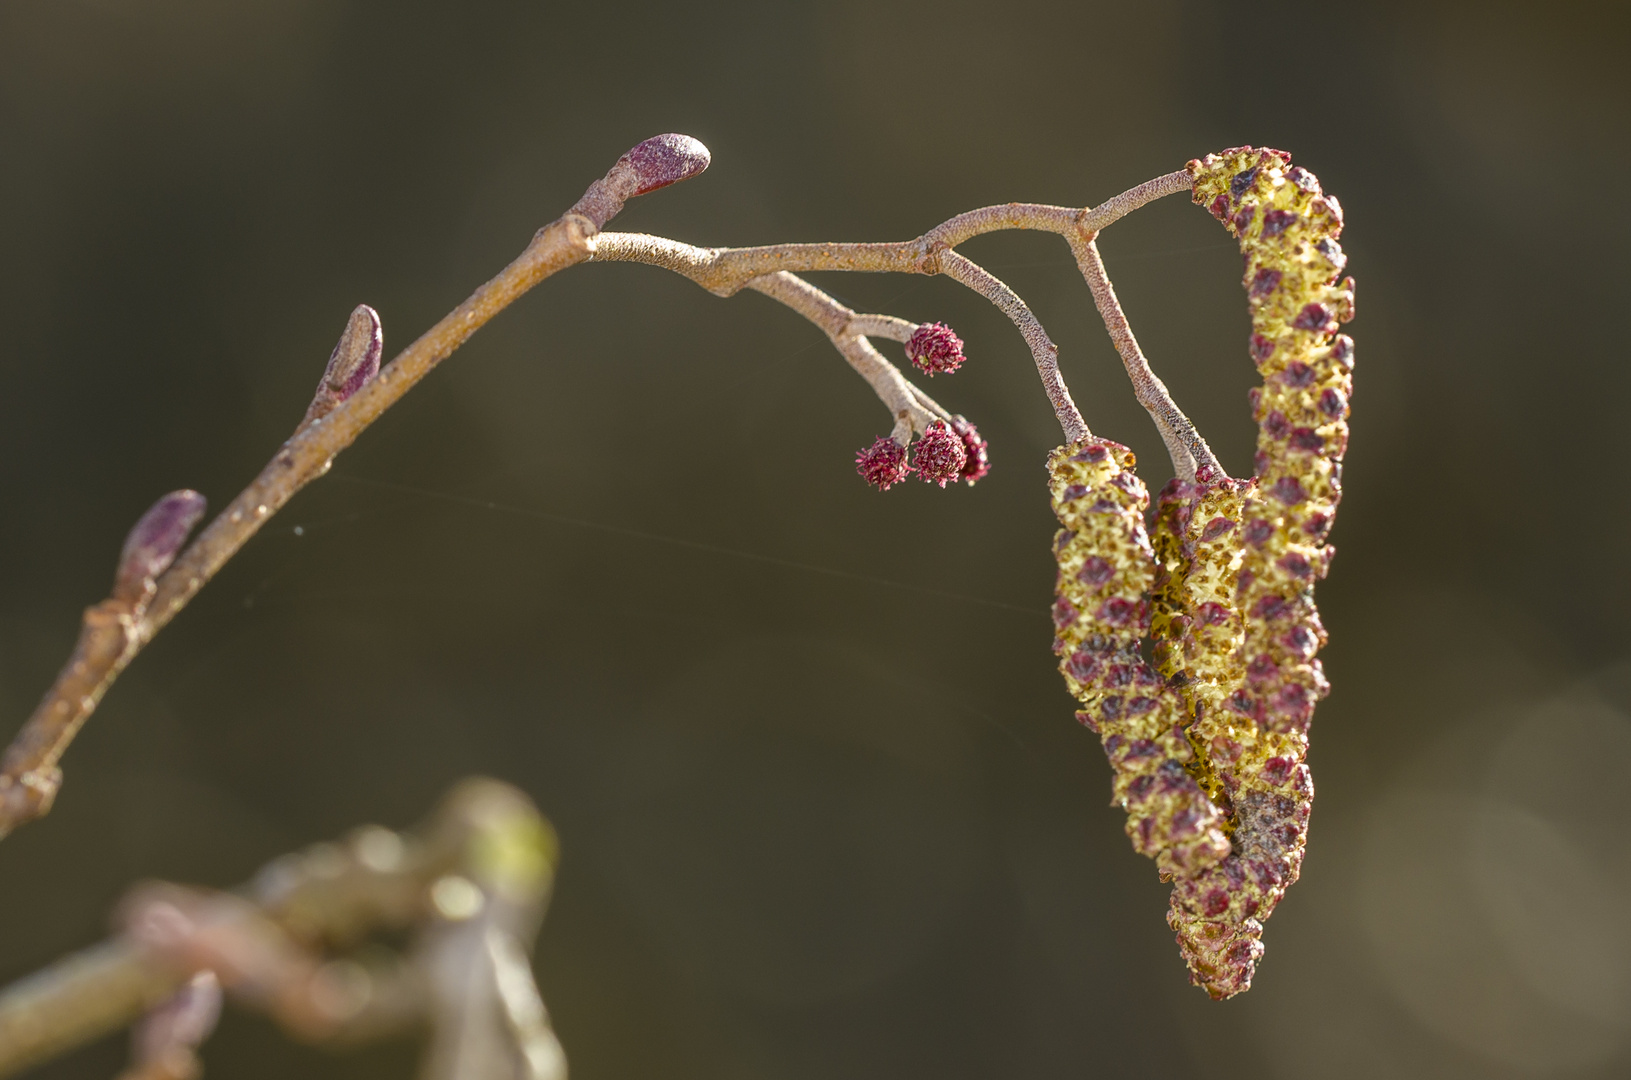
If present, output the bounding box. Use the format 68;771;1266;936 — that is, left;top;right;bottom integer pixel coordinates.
116;971;221;1080
0;778;559;1080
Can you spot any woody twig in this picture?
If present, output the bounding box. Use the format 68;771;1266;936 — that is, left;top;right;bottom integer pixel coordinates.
0;778;559;1080
0;134;1202;845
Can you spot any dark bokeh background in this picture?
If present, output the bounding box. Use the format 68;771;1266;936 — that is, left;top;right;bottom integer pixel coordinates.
2;1;1629;1077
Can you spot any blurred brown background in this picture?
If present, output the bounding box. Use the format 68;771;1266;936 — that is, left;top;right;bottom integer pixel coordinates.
1;0;1628;1077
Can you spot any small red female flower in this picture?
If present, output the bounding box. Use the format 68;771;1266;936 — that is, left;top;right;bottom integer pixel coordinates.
913;420;968;487
951;416;990;484
904;322;966;376
855;436;909;491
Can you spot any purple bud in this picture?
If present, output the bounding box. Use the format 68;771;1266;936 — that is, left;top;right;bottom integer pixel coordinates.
855;436;909;491
132;971;222;1068
913;420;967;487
114;490;207;603
573;134;712;229
905;322;966;376
621;133;712;196
305;305;382;424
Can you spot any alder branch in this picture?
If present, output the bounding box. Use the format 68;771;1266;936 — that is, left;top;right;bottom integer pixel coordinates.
0;138;1203;842
0;778;559;1080
936;250;1086;442
592;168;1199;447
592;234;1089;440
0;136;712;840
598;169;1192;296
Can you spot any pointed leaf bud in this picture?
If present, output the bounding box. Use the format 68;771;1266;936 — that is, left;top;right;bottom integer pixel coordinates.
304;305;382;424
951;416;990;484
132;971;222;1072
913;420;968;487
114;490;207;604
904;322;966;376
572;133;712;229
855;436;909;491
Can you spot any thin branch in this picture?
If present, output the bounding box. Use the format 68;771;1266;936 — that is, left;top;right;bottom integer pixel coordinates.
0;136;712;839
597;169;1193;297
593;235;1087;440
0;148;1198;839
591;170;1197;447
937;250;1087;442
743;271;947;442
1068;233;1222;481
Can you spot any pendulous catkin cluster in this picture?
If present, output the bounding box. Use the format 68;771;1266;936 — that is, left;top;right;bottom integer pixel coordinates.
1050;147;1352;999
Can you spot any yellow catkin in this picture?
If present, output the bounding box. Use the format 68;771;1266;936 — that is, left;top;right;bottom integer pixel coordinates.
1151;476;1253;812
1049;439;1230;880
1161;147;1354;999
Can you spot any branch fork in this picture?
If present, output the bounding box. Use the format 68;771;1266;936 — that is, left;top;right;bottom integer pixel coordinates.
0;132;1217;847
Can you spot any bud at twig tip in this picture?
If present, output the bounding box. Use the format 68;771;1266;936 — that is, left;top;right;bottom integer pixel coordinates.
573;134;711;229
114;490;207;603
621;133;711;196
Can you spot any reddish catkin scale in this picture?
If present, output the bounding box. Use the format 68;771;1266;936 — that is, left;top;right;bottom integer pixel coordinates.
1161;147;1353;999
1048;439;1231;879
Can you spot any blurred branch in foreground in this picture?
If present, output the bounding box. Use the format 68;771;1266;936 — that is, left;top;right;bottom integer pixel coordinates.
0;778;562;1080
